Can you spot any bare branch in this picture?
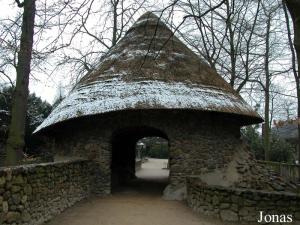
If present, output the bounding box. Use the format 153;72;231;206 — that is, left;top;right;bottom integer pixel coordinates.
15;0;24;8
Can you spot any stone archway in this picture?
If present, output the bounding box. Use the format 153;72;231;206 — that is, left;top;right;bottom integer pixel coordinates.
110;126;169;193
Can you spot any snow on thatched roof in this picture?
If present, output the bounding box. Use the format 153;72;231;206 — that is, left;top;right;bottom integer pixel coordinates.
35;12;262;133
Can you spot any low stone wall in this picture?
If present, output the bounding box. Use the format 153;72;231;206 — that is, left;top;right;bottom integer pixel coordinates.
0;159;95;225
258;160;300;182
187;177;300;224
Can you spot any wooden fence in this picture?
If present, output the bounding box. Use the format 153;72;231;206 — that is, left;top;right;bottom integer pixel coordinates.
258;160;300;182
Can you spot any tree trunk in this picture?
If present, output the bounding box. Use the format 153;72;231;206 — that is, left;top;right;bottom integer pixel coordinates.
225;0;237;88
264;93;270;161
264;16;271;161
112;0;119;47
285;0;300;165
4;0;36;166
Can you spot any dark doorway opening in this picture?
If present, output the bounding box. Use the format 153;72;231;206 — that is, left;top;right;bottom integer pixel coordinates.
111;126;169;195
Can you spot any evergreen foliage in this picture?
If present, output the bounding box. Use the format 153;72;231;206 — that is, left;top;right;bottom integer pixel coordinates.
242;126;295;163
0;86;52;155
137;137;169;159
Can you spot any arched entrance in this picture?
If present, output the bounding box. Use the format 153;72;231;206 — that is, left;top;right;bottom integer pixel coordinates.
110;126;169;194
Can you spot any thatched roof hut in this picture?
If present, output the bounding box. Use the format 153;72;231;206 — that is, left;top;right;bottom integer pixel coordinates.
35;12;261;133
34;12;293;200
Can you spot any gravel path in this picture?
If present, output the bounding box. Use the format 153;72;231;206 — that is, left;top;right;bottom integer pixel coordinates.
44;159;237;225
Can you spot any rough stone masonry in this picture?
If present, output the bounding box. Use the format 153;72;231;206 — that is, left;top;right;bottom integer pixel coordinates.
187;177;300;224
0;159;95;225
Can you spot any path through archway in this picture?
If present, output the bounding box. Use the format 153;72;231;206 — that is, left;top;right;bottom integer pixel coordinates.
111;126;169;195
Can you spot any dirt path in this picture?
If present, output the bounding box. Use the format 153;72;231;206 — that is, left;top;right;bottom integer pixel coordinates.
44;159;236;225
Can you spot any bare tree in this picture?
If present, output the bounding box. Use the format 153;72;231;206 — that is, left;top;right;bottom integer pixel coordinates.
179;0;298;161
178;0;262;93
283;0;300;165
262;7;272;161
55;0;150;84
0;0;76;88
5;0;36;166
0;14;22;89
260;2;283;160
282;98;296;120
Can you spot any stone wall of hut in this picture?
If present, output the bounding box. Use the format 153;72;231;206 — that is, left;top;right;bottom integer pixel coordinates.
42;110;243;195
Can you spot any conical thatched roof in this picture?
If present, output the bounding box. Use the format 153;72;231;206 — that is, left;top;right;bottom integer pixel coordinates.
35;12;262;133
